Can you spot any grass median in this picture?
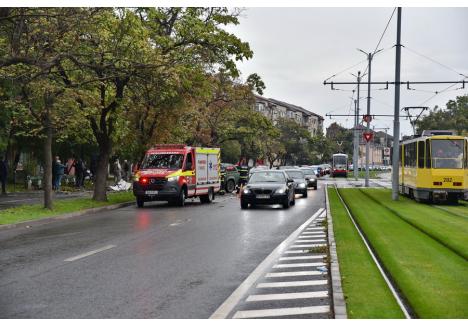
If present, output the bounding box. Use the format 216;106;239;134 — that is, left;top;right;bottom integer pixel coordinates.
0;191;134;225
339;188;468;318
328;187;404;318
361;188;468;260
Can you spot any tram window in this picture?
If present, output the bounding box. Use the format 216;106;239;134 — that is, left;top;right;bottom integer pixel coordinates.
418;141;424;168
431;139;464;169
426;140;431;168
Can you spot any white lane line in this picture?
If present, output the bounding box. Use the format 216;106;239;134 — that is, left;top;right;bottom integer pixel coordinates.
257;280;328;288
233;306;330;319
210;207;325;319
306;227;325;231
64;245;116;262
295;239;326;243
302;231;325;235
266;271;323;277
273;262;325;268
246;291;329;302
290;244;326;248
284;250;310;254
279;255;325;261
298;235;326;239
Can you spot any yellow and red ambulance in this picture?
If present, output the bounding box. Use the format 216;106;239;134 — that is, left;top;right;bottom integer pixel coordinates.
133;144;221;207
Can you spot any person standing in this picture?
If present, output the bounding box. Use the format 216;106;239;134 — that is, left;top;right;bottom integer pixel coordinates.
75;158;86;189
52;156;66;191
113;158;121;184
0;155;7;195
122;159;130;182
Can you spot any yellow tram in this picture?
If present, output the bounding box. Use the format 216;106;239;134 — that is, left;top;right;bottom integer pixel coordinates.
399;130;468;203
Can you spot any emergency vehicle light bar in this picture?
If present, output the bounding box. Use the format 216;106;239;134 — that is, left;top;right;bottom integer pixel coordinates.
153;144;186;149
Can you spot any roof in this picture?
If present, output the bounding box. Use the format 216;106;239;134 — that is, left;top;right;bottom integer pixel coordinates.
254;95;324;120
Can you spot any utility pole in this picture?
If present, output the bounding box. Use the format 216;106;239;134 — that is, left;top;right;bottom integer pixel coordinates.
358;48;382;187
392;7;402;201
351;72;362;179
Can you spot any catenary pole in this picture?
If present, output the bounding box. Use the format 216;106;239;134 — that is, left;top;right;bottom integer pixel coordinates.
353;98;358;179
356;72;361;177
365;53;372;187
392;7;402;201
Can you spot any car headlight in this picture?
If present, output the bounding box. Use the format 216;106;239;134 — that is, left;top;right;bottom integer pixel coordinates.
276;188;286;194
243;188;251;194
298;183;306;188
167;176;178;182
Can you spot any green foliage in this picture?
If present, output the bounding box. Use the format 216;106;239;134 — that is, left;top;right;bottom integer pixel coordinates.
416;95;468;136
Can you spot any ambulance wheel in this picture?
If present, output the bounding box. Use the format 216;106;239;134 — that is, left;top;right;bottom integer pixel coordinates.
176;189;185;207
136;196;145;208
200;188;214;204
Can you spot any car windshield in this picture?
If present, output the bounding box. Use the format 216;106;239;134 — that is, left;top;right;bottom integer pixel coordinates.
249;171;286;183
286;171;304;179
141;153;184;170
301;169;315;175
333;156;347;165
431;139;464;169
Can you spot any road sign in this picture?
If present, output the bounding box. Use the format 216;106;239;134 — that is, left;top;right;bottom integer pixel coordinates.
363;132;373;142
363;114;372;123
383;147;391;156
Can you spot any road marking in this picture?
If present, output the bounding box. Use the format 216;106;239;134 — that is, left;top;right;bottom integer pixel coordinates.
295;239;326;243
279;255;325;260
233;306;330;319
265;271;323;277
290;244;326;248
298;235;325;239
273;262;325;268
301;231;325;235
306;227;325;231
210;207;325;319
64;245;116;262
257;280;328;288
247;291;329;302
284;250;310;254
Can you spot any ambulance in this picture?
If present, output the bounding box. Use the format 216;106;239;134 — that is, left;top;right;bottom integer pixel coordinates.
133;144;221;207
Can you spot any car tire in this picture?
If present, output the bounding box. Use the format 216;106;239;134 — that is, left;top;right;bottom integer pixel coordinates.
200;188;214;204
136;196;145;208
283;199;290;209
241;200;249;209
303;191;308;198
226;179;235;193
176;189;185;207
314;184;317;190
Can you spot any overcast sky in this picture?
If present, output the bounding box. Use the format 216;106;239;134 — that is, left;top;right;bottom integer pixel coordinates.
225;7;468;137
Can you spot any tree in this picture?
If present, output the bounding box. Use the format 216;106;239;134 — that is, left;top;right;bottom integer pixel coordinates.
416;95;468;136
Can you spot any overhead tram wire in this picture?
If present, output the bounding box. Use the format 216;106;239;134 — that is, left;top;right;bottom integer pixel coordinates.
323;58;368;83
419;82;461;106
403;45;468;79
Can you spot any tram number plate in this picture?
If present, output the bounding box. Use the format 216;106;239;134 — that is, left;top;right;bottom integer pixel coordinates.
443;178;452;183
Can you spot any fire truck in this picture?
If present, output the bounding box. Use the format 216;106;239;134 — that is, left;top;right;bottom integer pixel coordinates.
133;144;221;207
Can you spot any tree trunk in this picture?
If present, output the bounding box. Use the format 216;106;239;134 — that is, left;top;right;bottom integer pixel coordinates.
92;143;110;202
43;112;53;210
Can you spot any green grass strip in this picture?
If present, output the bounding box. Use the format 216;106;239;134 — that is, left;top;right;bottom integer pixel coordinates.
361;189;468;260
0;191;134;225
339;188;468;318
433;201;468;219
328;187;404;318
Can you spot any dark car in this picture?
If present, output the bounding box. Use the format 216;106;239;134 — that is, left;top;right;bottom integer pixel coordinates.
240;170;295;209
299;167;318;190
283;169;308;198
220;163;240;193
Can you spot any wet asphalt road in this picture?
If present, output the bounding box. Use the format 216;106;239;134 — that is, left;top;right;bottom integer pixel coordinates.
0;184;325;318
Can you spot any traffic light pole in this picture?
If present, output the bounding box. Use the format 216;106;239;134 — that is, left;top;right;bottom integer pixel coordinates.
364;52;372;187
391;7;402;201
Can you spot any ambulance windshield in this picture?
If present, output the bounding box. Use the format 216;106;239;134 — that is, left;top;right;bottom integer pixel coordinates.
141;154;184;170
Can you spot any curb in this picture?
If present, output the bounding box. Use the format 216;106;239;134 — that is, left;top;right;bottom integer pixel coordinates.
0;201;135;231
325;186;348;319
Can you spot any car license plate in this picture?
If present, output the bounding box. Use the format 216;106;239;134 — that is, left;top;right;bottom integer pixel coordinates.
256;194;270;199
145;190;158;195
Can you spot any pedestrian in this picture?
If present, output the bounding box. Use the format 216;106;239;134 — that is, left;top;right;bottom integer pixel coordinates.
75;158;86;189
52;156;66;191
113;158;121;184
0;155;7;195
122;159;130;182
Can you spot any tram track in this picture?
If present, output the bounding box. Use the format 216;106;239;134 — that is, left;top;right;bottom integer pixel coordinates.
332;185;413;319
